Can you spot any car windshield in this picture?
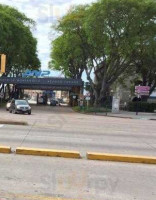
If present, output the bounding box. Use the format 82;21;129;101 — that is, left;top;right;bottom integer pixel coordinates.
15;100;28;105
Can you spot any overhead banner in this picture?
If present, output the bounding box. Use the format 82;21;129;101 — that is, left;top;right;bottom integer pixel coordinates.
0;77;83;87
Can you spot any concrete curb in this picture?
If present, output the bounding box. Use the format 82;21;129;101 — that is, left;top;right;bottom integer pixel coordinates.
73;109;133;119
16;147;81;159
87;152;156;164
0;146;11;154
0;120;28;126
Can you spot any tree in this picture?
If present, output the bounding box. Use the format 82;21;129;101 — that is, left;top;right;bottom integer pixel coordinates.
84;0;156;105
0;4;40;77
131;1;156;95
49;5;89;79
49;33;84;79
50;0;156;106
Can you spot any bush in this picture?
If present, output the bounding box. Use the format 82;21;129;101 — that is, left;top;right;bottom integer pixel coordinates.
73;106;111;113
128;102;156;113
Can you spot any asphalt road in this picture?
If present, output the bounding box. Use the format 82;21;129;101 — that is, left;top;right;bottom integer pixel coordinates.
0;105;156;157
0;154;156;200
0;105;156;200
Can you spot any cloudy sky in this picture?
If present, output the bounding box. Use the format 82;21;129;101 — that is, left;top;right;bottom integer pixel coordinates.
0;0;95;76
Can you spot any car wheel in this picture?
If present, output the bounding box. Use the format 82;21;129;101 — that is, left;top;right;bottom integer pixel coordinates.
13;109;16;114
28;111;31;115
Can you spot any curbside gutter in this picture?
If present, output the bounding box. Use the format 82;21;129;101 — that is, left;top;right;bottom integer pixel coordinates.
0;146;11;154
87;152;156;164
16;147;81;159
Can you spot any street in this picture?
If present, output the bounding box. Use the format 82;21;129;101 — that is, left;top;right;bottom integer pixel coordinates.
0;106;156;157
0;105;156;200
1;0;156;199
0;154;156;200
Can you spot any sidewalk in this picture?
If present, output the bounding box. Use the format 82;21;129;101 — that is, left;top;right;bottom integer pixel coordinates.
97;111;156;120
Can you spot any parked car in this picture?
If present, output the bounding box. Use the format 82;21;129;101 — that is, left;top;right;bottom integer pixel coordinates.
9;99;31;115
50;99;58;106
6;100;11;111
38;96;44;104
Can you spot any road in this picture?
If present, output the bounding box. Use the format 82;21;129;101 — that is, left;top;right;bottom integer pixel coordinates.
0;154;156;200
0;105;156;157
0;105;156;200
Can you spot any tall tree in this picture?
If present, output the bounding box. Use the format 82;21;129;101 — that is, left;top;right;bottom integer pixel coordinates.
0;4;40;77
50;0;156;106
131;0;156;94
49;33;84;79
84;0;156;105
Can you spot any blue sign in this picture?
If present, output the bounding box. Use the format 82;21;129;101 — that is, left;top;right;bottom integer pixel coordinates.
22;70;51;78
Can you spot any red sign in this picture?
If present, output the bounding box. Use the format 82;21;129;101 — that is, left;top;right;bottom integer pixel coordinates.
135;86;150;96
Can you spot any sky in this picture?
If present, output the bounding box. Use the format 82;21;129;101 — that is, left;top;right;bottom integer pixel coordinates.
0;0;95;77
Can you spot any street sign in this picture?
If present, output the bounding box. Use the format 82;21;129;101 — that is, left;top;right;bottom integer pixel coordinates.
85;96;90;101
135;86;150;96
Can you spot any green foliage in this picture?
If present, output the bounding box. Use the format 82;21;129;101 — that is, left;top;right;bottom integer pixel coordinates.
50;0;156;105
49;5;89;79
128;102;156;113
73;106;111;113
49;33;84;78
0;4;40;76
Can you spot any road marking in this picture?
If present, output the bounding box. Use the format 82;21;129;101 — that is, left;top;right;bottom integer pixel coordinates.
0;124;4;128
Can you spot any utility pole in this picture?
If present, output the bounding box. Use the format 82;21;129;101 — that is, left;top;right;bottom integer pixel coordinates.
0;54;6;105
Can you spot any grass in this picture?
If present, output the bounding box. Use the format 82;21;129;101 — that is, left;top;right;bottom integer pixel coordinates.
0;102;6;108
73;106;111;114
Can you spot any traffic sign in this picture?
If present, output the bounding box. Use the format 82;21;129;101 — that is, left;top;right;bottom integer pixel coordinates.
85;96;90;101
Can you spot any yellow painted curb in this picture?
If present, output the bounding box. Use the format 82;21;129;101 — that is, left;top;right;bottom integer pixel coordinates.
0;146;11;154
0;120;28;126
2;192;80;200
16;147;81;159
87;152;156;164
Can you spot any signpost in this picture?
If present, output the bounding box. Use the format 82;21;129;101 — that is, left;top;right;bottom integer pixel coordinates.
85;93;90;110
134;86;150;115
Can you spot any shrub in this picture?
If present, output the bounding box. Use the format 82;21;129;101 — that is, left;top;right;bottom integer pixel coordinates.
73;106;111;113
128;102;156;113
